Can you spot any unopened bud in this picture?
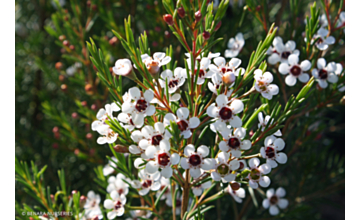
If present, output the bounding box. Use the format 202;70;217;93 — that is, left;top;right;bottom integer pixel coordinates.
58;75;65;82
195;11;202;22
203;31;210;40
91;104;97;110
113;59;133;77
54;133;60;139
80;195;87;206
146;61;160;75
178;7;185;18
113;144;130;153
163;14;174;25
164;31;171;38
74;149;80;155
256;5;262;11
72;190;78;195
85;84;93;92
59;35;66;41
55;62;63;70
60;48;66;54
81;101;87;106
86;133;93;139
52;143;59;149
222;72;236;86
230;182;241;191
92;5;97;11
62;40;70;47
69;45;75;50
86;0;91;7
53;126;59;133
109;37;118;46
89;149;95;156
71;112;78;119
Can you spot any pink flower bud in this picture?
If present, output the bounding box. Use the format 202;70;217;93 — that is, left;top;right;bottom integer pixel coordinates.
178;7;185;18
222;72;236;85
163;14;174;25
195;11;202;22
203;31;210;40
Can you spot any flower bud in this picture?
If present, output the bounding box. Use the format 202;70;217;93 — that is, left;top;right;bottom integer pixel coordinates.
71;112;78;119
72;190;78;195
80;195;87;207
214;21;222;31
62;40;70;47
52;126;59;133
163;14;174;25
86;133;93;139
222;72;236;86
203;31;210;40
113;59;134;78
59;75;65;82
164;31;171;38
113;144;130;153
92;5;98;11
146;60;160;75
109;37;118;46
55;62;63;70
52;143;59;149
85;84;93;93
69;45;75;50
81;101;87;106
91;104;97;110
178;7;185;18
195;11;202;22
58;35;66;41
74;149;80;156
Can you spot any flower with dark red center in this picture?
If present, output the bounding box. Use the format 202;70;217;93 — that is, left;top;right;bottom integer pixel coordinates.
164;107;200;139
267;36;299;65
227;183;246;203
163;14;174;25
260;136;287;168
312;58;339;89
158;152;170;166
211;152;239;182
141;53;171;76
180;144;214;178
219;127;251;157
159;68;187;93
225;32;245;58
135;99;148;112
103;191;127;219
281;51;291;59
278;54;311;86
262;187;289;215
145;149;180;177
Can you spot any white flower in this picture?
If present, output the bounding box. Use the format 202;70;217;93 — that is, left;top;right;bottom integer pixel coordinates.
132;169;161;196
104;191;127;219
121;87;155;127
262;187;289;215
141;52;171;75
226;182;246;203
125;209;152;220
117;113;140;131
145;149;180;178
84;191;103;219
184;52;220;60
260;136;288;168
207;73;234;97
278;54;311;86
209;57;244;86
138;122;171;159
336;12;345;32
254;69;279;100
312;27;335;51
128;130;148;159
219;127;251;157
207;94;244;132
312;58;338;88
106;173;130;196
159;68;187;93
96;127;118;145
211;152;239;182
247;158;271;189
113;59;133;76
91;103;120;132
225;33;245;58
258;112;282;137
103;157;118;176
334;63;344;76
164;107;200;139
267;36;300;65
186;57;216;85
156;177;173;201
180;144;215;178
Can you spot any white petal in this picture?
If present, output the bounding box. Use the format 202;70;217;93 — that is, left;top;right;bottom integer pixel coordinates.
144;90;154;102
216;94;228;107
269;205;279;215
129;145;141;154
325;36;335;45
164;113;177;126
177;107;189;120
234;127;246;138
268;53;280;65
298;73;310;83
190;168;201;178
146;161;159;174
184;144;195;156
278;199;289;209
132;113;145;126
180;157;190;169
274;138;285;150
275;152;288;164
327;73;338;83
145;105;156;116
189;117;200;128
300;60;311;71
262;199;270;209
285;75;297;86
317;58;326;69
161;166;173;178
288;54;299;65
249;180;258;189
206;104;218;117
154;122;165;134
276;187;286;197
230;99;244;114
202;158;215;170
249;158;260;168
240;140;251;150
214;57;226;67
129;87;141;100
170;153;180;165
259;176;271;187
229;58;241;69
104;199;114;209
219;141;229;152
145;146;157;158
259;163;271;174
229;160;240;170
160;140;170;151
230;116;242;128
278;63;289;75
107;211;117;219
197;145;209;157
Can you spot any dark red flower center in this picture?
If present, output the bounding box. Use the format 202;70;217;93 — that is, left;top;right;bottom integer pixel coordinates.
290;65;302;76
195;69;205;78
239;161;245;170
228;137;240;149
265;147;276;159
318;69;328;79
189;154;202;166
281;51;291;59
221;67;232;74
168;79;179;88
219;107;232;120
135;99;148;112
158;152;170;166
142;179;152;188
117;189;124;195
270;195;278;205
129;118;135;126
151;134;163;146
177;120;189;131
114;200;122;210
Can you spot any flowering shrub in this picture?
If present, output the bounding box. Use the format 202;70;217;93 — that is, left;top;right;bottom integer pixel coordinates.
15;0;345;219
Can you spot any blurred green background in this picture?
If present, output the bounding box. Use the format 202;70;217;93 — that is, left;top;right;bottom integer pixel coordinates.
15;0;344;219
